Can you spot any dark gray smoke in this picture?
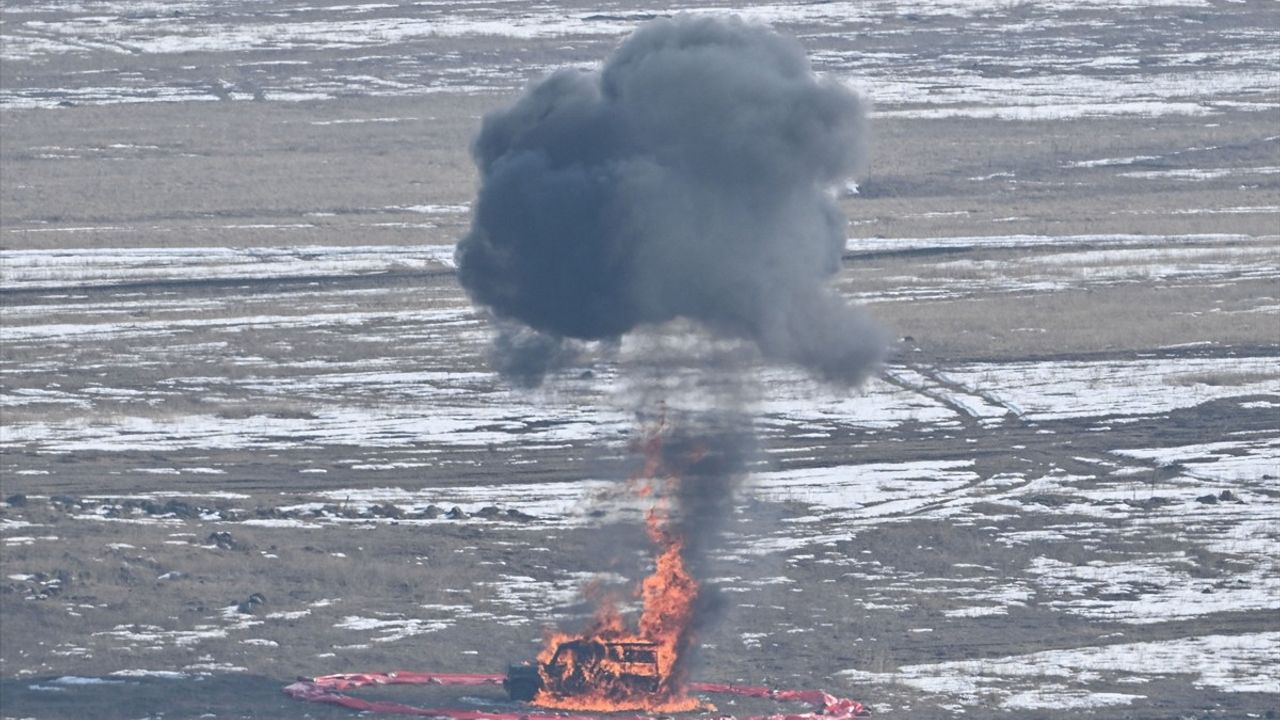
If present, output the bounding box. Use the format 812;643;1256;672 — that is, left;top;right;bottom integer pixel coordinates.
486;319;574;388
663;419;754;620
457;14;886;385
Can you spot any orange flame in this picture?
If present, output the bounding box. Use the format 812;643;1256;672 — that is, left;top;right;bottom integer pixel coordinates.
532;425;709;713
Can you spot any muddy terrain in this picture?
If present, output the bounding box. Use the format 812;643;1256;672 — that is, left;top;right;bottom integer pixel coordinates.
2;0;1278;718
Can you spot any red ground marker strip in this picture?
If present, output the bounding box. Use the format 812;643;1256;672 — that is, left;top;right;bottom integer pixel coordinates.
284;672;870;719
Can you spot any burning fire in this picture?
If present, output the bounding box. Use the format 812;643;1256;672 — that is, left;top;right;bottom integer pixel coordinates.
532;427;709;713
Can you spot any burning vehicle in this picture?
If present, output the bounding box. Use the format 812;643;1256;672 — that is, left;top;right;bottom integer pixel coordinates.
505;640;660;702
497;425;711;713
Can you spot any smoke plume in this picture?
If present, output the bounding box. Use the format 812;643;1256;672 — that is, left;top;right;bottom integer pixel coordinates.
457;15;886;385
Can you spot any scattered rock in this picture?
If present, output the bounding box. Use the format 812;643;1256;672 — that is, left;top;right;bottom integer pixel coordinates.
5;494;28;507
206;531;237;550
319;503;363;519
1098;580;1162;601
115;564;142;586
162;499;201;518
1122;496;1178;509
19;570;75;600
236;592;268;614
475;506;502;519
1023;494;1075;507
1197;490;1243;504
506;508;536;521
1213;578;1250;590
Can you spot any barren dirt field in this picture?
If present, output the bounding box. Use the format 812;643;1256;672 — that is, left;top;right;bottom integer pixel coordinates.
2;1;1278;719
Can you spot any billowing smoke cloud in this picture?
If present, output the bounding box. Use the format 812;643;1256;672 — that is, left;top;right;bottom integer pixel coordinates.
457;14;886;385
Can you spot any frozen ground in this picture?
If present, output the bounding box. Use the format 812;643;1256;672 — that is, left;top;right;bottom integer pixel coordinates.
2;1;1279;719
1;0;1276;119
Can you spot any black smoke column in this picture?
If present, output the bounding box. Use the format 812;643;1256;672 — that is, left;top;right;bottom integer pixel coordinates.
457;15;885;385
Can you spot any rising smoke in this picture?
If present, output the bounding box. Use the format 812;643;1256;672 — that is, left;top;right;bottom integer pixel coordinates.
456;14;886;386
456;15;885;677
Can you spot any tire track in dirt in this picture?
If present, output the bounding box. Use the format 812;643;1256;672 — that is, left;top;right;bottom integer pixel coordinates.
871;362;1043;519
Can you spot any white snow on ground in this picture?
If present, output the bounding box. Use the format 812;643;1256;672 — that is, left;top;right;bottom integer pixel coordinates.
1;348;960;454
0;401;628;452
846;238;1280;302
0;245;457;291
108;670;192;679
0;0;1221;62
7;0;1271;116
938;358;1280;421
918;243;1279;288
1120;166;1280;180
397;204;471;215
1112;438;1280;481
756;373;959;430
751;460;979;517
3;535;60;545
1064;155;1162;168
334;614;454;643
474;571;632;625
944;605;1012;618
79;491;250;501
0;306;475;342
91;610;261;650
181;661;247;673
881;366;1011;424
0;387;944;453
862;63;1276;120
47;676;127;686
840;632;1280;708
301;481;623;523
873;100;1213;121
1003;689;1145;710
717;449;1276;625
1167;206;1280;215
844;233;1262;256
1028;553;1280;624
1024;525;1280;620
